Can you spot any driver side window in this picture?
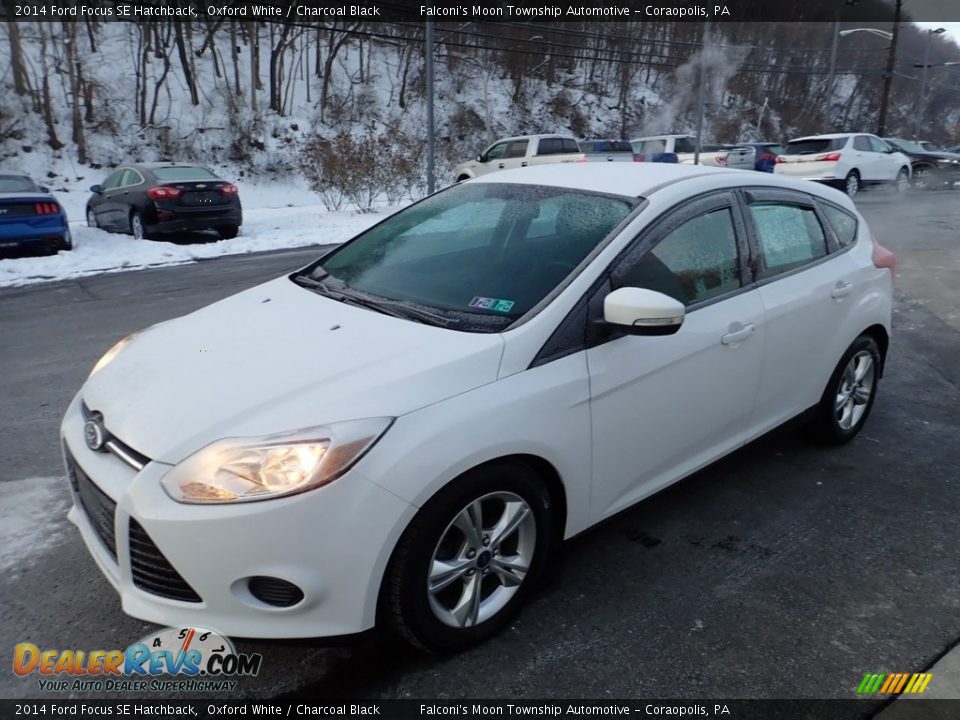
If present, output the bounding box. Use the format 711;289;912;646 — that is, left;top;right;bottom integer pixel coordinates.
483;143;509;162
618;208;742;306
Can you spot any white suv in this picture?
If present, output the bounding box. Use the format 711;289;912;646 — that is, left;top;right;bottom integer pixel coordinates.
775;133;911;196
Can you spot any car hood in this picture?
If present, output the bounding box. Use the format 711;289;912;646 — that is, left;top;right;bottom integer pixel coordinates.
454;159;480;174
81;277;505;464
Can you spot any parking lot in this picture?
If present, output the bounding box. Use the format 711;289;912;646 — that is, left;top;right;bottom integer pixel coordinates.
1;189;958;704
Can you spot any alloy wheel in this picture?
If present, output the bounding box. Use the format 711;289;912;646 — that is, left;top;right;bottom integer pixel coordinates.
896;169;909;193
131;214;144;239
845;173;859;197
835;350;875;431
86;209;97;228
427;491;537;629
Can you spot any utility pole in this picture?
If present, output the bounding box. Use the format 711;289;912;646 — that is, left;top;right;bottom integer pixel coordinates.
425;21;435;195
693;20;711;166
916;28;946;137
824;20;840;127
876;0;901;137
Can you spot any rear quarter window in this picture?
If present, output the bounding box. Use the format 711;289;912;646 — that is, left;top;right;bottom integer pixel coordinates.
822;205;859;248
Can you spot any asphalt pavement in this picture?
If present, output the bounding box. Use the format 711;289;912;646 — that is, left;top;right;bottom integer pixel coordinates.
1;189;958;705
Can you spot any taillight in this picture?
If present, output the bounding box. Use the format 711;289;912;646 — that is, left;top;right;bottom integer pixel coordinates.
575;157;588;164
633;154;645;162
147;186;182;200
220;183;239;195
775;156;785;163
34;202;59;214
816;152;842;162
716;154;728;166
871;233;897;276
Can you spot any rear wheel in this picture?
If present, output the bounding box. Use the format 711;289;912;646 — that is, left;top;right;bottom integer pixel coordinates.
844;171;860;197
810;335;882;445
383;461;554;652
130;211;152;240
217;225;239;240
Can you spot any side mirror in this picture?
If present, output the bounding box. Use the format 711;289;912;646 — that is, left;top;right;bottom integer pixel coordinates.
603;287;685;336
476;154;485;163
40;185;50;193
90;184;103;194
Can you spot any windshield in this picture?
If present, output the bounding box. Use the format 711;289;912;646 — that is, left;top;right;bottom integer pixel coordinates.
784;138;846;155
886;139;925;153
152;166;219;181
0;176;40;193
298;183;635;333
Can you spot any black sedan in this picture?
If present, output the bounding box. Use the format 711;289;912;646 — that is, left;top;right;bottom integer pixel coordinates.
883;138;960;190
86;163;242;240
0;174;71;256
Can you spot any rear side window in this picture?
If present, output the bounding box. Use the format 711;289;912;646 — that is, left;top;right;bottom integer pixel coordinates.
674;137;696;154
749;203;827;277
102;170;124;190
536;138;561;156
853;136;871;151
620;208;741;306
784;138;845;155
634;139;666;154
561;139;580;154
822;205;858;248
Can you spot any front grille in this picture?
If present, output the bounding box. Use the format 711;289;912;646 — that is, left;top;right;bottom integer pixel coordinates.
66;448;117;560
128;520;202;603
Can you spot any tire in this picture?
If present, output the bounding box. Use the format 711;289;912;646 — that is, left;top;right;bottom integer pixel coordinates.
383;460;554;652
894;167;910;193
217;225;239;240
810;335;882;445
130;211;152;240
911;165;938;190
844;171;860;197
456;175;471;183
86;208;98;229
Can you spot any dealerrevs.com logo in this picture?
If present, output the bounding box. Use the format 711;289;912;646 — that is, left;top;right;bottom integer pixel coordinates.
13;627;263;693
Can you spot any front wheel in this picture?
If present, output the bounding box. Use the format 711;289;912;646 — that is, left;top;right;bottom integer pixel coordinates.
383;461;554;652
809;335;882;445
895;167;910;193
912;166;937;190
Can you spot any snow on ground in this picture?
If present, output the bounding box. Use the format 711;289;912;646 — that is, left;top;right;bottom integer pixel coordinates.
0;476;70;576
0;163;405;288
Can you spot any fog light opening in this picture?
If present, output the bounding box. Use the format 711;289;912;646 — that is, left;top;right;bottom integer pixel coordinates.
247;576;304;607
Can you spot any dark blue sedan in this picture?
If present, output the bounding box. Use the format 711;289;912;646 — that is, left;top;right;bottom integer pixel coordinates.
0;174;72;256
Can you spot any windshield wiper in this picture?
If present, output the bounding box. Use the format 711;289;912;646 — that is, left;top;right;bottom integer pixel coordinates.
292;273;456;327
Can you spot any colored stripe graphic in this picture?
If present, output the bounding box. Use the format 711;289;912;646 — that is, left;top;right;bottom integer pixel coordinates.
857;673;932;694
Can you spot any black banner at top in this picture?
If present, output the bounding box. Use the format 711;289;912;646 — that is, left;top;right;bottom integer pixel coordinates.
3;0;960;23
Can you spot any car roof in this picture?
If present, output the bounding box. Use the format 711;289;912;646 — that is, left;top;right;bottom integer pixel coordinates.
471;163;733;197
787;133;863;142
629;134;692;141
468;163;855;208
497;134;574;142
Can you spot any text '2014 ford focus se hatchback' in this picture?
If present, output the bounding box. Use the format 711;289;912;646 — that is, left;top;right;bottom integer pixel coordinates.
63;164;895;651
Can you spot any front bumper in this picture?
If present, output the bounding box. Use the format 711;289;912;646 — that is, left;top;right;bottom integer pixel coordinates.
60;395;416;638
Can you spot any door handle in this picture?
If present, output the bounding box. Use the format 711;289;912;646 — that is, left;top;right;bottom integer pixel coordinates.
521;161;528;167
831;281;853;299
721;323;755;346
498;162;505;169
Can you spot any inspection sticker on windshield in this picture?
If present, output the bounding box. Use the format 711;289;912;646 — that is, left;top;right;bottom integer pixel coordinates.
469;296;515;313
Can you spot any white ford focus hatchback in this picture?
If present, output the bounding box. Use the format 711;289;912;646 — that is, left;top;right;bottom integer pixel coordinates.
62;164;894;651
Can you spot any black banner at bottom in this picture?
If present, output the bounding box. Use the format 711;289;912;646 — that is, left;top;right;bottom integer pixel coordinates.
5;699;960;719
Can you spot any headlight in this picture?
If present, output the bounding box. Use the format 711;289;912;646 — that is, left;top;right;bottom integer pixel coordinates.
159;417;393;504
90;332;140;377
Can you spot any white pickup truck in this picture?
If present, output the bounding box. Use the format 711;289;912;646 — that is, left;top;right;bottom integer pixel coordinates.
630;134;756;169
454;134;585;181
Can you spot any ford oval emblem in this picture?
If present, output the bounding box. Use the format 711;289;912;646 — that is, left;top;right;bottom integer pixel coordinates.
84;417;107;451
